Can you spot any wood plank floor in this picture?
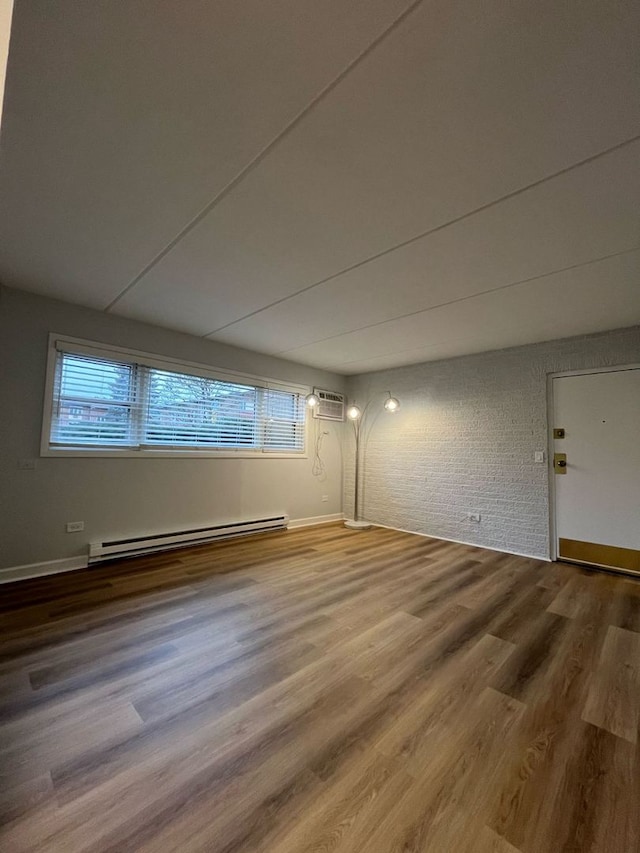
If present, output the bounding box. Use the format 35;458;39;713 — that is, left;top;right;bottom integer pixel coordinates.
1;524;639;852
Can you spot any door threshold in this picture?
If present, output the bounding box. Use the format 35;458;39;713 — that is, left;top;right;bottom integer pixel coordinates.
557;557;640;581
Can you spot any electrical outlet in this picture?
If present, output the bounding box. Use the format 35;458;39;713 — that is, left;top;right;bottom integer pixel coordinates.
321;495;329;502
18;458;37;470
534;450;545;463
66;521;84;533
468;512;481;523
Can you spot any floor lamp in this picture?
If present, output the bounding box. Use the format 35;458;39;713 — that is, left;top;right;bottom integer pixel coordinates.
307;391;400;530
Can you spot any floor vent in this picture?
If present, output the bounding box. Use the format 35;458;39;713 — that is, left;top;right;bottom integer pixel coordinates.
89;515;289;562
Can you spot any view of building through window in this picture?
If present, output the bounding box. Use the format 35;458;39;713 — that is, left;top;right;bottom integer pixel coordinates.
50;350;305;452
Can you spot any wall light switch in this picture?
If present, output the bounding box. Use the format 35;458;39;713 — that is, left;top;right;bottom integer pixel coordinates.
535;451;545;463
18;458;37;470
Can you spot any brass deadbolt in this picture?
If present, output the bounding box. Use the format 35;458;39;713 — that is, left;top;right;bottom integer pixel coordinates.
554;452;567;474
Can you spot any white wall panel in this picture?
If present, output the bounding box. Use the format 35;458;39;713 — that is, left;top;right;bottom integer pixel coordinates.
0;287;345;569
345;326;640;559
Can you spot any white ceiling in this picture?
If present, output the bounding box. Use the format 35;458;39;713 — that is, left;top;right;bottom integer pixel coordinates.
1;0;639;374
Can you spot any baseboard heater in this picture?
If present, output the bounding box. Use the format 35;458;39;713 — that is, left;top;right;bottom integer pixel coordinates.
88;515;289;563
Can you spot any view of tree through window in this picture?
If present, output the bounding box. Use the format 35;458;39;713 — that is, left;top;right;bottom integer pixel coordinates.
54;353;135;446
145;369;258;447
49;348;305;453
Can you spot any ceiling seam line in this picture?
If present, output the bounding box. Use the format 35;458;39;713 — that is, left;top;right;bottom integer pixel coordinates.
312;310;640;369
272;246;640;355
103;0;427;313
318;319;620;370
202;132;640;338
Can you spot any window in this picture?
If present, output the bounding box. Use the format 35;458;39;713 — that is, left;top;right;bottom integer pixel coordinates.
52;353;136;447
45;338;306;456
144;368;259;448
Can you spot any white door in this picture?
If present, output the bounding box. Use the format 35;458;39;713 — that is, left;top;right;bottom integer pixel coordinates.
552;368;640;575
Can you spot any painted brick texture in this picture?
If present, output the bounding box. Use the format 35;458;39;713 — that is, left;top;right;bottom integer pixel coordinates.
345;326;640;559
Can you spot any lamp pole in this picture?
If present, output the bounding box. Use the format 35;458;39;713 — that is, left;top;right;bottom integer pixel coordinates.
344;392;400;531
352;413;363;524
305;389;400;531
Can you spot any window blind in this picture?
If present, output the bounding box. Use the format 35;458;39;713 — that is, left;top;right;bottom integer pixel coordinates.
48;347;306;453
50;353;137;447
143;368;259;449
262;388;305;452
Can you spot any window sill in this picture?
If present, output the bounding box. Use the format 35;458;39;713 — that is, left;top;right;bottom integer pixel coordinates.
40;447;308;460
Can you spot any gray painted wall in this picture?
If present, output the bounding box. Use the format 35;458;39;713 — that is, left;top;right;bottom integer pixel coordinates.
346;326;640;559
0;287;345;569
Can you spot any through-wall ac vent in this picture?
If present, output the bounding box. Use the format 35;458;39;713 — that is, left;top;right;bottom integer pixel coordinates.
312;388;345;422
88;515;289;562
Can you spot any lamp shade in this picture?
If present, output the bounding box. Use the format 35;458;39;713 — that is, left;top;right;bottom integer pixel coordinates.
384;396;400;412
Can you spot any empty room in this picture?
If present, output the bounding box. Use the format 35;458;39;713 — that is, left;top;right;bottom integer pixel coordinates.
1;1;639;851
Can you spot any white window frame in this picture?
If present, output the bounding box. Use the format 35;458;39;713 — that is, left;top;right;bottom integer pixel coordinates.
41;334;309;459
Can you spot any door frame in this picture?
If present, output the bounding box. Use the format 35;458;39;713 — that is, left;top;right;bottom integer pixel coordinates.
546;363;640;562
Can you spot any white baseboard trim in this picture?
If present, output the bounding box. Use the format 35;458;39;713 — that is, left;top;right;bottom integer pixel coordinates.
287;513;344;530
6;516;542;584
0;556;89;585
0;514;346;584
370;522;550;562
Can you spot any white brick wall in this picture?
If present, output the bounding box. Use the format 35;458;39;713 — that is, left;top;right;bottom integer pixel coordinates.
345;326;640;559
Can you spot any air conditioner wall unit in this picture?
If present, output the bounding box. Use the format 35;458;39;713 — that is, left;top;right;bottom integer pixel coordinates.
312;388;345;422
